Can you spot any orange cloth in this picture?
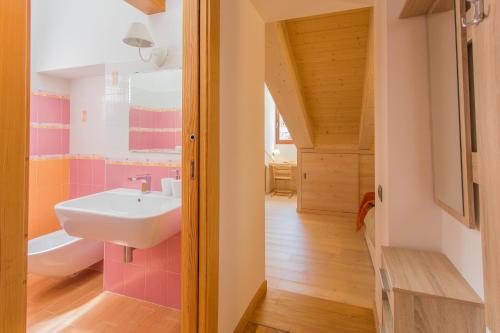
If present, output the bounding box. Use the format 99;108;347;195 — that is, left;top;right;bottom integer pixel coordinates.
356;192;375;231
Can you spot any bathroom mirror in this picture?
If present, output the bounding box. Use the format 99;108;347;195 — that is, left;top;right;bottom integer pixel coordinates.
427;0;475;227
129;69;182;153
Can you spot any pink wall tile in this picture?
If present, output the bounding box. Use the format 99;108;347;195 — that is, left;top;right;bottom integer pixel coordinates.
31;94;62;123
61;99;70;124
123;264;146;299
130;109;141;127
77;184;92;197
29;127;39;155
30;95;39;123
166;272;181;309
30;128;69;156
175;111;182;128
148;241;168;271
78;159;92;185
62;129;69;153
105;243;124;262
37;128;62;155
91;159;105;186
145;270;168;305
104;260;124;294
104;230;181;309
69;184;78;199
167;233;181;274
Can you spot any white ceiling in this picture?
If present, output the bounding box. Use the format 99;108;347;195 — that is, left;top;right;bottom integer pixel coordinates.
250;0;373;22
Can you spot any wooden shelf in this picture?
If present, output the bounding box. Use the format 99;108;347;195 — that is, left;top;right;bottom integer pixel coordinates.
382;247;482;304
380;247;484;332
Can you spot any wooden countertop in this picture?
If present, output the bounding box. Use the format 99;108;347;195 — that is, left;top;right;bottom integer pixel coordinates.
382;247;483;305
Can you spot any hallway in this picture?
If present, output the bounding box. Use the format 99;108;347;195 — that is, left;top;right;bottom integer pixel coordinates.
265;196;374;309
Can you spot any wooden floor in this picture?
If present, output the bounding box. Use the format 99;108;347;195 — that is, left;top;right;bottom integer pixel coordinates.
246;288;375;333
27;269;180;332
265;195;375;309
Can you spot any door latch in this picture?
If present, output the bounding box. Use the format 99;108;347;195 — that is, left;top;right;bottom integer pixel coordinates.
462;0;485;27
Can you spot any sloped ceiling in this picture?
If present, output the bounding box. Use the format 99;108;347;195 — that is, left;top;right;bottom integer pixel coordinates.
284;8;371;148
251;0;373;23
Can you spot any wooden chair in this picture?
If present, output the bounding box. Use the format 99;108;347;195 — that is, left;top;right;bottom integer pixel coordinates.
272;163;294;198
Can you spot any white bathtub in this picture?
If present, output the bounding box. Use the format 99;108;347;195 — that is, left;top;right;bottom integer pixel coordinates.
28;230;103;277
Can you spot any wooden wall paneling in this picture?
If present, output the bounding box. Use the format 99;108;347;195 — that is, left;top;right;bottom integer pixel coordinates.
182;0;200;331
358;10;375;151
300;152;359;213
265;25;314;149
0;0;30;332
198;0;219;331
285;9;371;147
124;0;166;14
274;22;314;146
359;153;375;201
469;0;500;330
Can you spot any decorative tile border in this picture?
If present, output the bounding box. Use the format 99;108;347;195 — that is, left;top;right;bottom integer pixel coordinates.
31;122;70;129
130;106;180;113
31;91;70;100
129;127;182;133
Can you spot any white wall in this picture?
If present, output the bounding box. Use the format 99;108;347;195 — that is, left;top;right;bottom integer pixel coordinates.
70;76;106;156
374;0;442;320
32;0;183;162
441;211;484;298
219;0;266;331
31;0;182;74
264;86;297;163
374;0;485;322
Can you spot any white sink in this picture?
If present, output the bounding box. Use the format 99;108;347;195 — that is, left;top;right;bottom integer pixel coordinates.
55;188;181;249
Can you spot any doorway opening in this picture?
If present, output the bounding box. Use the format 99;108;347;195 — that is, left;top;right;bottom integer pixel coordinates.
257;7;377;332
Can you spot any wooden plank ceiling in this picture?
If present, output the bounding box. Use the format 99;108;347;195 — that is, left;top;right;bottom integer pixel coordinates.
283;8;371;148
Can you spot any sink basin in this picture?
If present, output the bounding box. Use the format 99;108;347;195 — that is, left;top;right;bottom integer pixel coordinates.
55;188;181;249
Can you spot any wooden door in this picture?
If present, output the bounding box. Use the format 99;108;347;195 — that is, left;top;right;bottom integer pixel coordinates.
0;1;30;332
469;0;500;330
300;152;359;214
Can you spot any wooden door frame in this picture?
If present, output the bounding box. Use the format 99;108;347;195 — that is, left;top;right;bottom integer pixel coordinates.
0;0;30;332
0;0;220;332
182;0;220;331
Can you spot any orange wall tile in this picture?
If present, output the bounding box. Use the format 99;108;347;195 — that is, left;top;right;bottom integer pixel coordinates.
28;158;70;240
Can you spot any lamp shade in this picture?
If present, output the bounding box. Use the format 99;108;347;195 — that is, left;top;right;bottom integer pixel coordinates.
123;22;154;48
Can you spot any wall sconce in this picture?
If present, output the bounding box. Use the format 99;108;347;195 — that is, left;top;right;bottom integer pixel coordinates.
123;22;168;68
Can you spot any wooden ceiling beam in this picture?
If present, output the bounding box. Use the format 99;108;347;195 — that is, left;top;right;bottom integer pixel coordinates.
274;22;314;147
124;0;166;15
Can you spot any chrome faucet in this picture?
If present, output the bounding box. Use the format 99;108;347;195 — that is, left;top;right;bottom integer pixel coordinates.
128;174;152;193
